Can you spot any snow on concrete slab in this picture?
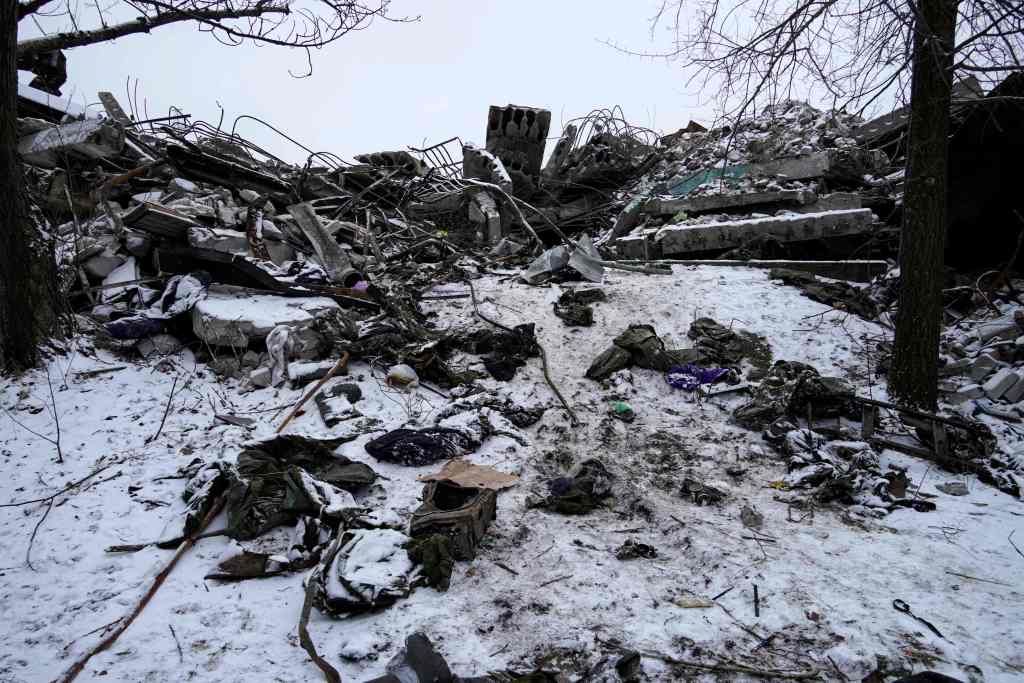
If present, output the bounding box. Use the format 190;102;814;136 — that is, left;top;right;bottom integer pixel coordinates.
191;288;338;353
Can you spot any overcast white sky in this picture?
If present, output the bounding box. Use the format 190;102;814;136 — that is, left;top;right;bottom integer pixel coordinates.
22;1;724;163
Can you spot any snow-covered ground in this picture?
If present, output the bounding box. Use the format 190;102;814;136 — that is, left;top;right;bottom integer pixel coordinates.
2;266;1022;682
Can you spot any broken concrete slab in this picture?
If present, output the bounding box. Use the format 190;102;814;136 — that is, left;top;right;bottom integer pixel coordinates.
643;189;817;217
287;203;360;286
610;259;887;282
122;202;198;240
983;367;1019;400
18;118;125;168
1003;373;1024;403
187;227;295;265
82;250;126;280
192;288;339;358
617;208;876;258
792;192;863;214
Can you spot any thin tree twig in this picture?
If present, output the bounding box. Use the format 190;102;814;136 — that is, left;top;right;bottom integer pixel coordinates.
1010;530;1024;560
168;624;183;663
0;461;118;508
25;499;54;572
146;375;179;445
45;368;63;463
539;574;573;588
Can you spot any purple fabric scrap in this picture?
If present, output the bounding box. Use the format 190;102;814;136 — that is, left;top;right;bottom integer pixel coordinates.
666;364;729;391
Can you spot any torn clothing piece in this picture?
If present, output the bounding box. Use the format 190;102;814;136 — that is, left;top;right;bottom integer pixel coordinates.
103;272;211;340
266;325;293;387
686;317;773;370
225;435;376;540
365;428;477;467
364;633;454;683
460;323;540;381
770;267;879;319
317;528;415;615
540;459;614;514
206;517;331;581
407;533;456;592
554;288;607;327
733;360;856;430
180;460;235;538
666;364;731;391
776;429;913;512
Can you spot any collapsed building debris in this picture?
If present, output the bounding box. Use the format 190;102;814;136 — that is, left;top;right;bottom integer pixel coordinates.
13;73;1024;683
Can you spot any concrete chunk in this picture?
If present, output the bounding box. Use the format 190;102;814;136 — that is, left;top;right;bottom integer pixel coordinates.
983;367;1019;400
187;226;295;265
287;203;358;286
18;118;124;168
969;353;999;381
649;208;875;256
192;289;339;358
1003;372;1024;403
643;189;816;217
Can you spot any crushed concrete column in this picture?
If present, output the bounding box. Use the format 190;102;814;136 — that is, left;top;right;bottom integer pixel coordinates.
617;208;875;258
18;118;125;168
485;104;550;192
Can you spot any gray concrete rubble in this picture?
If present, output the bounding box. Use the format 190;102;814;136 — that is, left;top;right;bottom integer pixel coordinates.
469;191;503;245
18;118;125;168
287;203;360;286
486;104;551;190
187;227;295;264
122;202;198;239
643;189;818;217
191;288;340;358
617;208;876;259
462;143;513;192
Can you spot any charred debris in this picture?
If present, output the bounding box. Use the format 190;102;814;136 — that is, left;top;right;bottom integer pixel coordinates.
15;74;1024;682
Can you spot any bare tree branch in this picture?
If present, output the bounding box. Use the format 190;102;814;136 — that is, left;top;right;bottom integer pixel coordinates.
18;0;62;21
17;4;286;56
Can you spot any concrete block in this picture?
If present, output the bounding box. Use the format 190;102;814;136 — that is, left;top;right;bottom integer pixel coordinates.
951;383;984;402
969;353;999;381
983;367;1019;400
748;153;831;180
792;192;863;214
485;104;551;179
643;189;816;217
192;289;339;358
82;250;126;280
654;208;875;256
187;226;294;264
977;315;1021;343
1003;372;1024;403
18;118;125;168
249;366;272;388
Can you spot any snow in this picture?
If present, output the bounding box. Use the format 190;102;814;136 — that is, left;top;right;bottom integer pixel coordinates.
2;266;1022;682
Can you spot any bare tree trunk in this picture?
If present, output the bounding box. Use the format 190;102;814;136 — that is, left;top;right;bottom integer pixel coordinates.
889;0;959;409
1;4;60;372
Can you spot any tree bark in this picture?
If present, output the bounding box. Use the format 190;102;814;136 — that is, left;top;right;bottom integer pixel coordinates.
889;0;959;409
1;3;60;372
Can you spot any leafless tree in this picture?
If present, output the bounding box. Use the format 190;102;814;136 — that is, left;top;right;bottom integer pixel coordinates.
1;1;413;372
626;0;1023;408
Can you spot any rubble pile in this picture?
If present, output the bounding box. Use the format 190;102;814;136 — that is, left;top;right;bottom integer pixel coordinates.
9;73;1024;683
